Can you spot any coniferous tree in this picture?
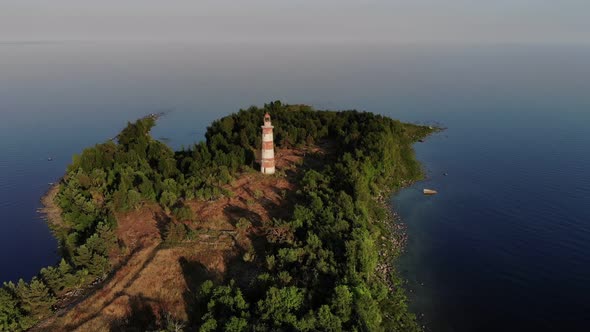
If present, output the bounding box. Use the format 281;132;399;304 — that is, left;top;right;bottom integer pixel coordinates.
0;288;23;331
13;278;55;321
73;245;92;269
40;266;64;295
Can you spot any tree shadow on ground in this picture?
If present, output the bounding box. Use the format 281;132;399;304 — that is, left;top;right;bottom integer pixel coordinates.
109;294;157;332
154;210;172;240
223;235;268;300
223;204;263;227
179;257;220;329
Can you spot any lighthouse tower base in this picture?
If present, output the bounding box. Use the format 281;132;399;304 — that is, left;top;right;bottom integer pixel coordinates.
261;165;275;175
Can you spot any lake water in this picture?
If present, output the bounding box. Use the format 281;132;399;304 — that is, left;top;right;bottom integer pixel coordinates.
1;42;589;331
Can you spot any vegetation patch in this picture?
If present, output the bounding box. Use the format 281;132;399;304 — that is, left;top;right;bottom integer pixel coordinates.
0;102;434;331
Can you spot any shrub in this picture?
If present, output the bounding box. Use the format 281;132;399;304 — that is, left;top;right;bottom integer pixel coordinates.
173;205;194;222
164;223;188;244
236;218;252;230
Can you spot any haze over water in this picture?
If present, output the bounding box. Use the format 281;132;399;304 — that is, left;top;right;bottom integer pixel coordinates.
1;42;589;331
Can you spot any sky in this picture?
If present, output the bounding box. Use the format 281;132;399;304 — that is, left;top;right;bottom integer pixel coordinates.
1;0;589;44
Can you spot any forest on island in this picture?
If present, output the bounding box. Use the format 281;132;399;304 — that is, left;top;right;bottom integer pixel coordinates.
0;102;433;331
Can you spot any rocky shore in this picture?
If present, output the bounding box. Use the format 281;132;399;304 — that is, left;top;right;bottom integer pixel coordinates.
38;183;64;232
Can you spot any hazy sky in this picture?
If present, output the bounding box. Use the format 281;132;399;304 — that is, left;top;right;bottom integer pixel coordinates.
1;0;588;44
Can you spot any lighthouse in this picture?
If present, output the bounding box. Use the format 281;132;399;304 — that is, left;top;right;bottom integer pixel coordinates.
260;113;275;174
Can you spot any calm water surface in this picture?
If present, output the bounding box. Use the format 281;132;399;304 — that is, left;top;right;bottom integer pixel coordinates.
0;42;589;331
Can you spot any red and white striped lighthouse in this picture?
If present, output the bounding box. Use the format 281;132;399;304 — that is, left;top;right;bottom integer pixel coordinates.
260;113;275;174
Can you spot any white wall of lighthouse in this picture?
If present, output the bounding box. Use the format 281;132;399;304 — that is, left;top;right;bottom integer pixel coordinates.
262;133;273;141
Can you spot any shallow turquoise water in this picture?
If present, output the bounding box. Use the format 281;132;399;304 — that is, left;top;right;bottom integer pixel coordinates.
1;42;589;331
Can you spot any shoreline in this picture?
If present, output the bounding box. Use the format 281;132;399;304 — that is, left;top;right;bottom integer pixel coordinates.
38;183;64;231
375;132;441;330
387;134;444;332
375;178;421;288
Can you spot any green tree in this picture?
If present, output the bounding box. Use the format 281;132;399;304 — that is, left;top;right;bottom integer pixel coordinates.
257;286;304;327
13;278;55;321
164;223;187;244
173;204;194;222
85;233;107;256
0;288;23;332
160;191;178;209
317;305;342;331
96;222;118;254
199;280;250;332
73;245;93;268
354;284;383;332
331;285;353;323
224;317;247;332
88;254;110;277
40;266;64;295
127;189;142;209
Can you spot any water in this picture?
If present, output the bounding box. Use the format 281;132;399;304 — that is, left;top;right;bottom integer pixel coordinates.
394;110;590;331
1;42;589;331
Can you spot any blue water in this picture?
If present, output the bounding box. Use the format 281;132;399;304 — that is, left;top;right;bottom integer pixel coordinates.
1;42;589;331
394;110;590;331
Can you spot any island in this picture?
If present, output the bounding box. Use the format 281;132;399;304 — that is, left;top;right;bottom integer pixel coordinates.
1;102;434;332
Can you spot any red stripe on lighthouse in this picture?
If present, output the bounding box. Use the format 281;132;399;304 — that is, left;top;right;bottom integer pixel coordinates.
262;159;275;168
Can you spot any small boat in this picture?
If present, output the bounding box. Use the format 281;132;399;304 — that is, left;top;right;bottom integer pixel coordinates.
47;157;53;161
423;189;438;195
